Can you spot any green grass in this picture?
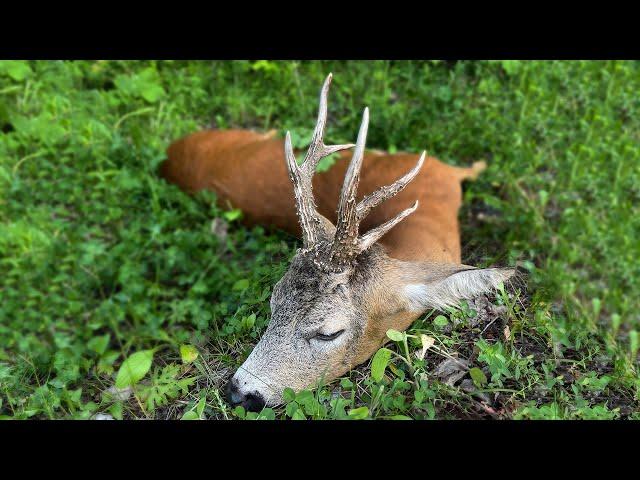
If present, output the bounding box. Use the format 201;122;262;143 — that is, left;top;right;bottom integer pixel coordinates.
0;60;638;420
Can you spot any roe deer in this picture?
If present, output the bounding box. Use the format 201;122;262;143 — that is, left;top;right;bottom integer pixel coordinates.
161;74;515;411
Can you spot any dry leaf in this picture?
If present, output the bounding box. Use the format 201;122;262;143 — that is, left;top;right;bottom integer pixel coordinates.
434;357;469;386
503;325;511;341
106;385;133;401
415;334;435;360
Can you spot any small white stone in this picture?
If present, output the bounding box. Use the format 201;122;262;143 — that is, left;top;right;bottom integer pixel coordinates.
93;413;114;420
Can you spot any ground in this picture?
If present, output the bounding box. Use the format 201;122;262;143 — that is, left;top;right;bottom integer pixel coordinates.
0;60;638;420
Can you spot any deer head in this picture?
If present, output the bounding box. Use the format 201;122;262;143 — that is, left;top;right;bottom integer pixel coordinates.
226;74;514;410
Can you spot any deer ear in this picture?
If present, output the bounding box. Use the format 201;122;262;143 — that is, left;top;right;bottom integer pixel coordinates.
400;263;515;312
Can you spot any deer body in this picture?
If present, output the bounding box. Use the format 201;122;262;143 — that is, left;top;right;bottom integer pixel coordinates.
162;130;485;264
161;75;514;410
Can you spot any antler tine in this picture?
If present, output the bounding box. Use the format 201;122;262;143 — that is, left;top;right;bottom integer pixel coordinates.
301;73;355;175
285;73;354;248
357;200;419;252
285;132;322;247
330;107;369;263
356;151;426;223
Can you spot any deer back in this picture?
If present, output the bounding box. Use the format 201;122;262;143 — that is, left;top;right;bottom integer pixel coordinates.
161;130;483;264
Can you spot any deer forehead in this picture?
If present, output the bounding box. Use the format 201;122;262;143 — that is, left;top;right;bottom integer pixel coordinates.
268;249;386;331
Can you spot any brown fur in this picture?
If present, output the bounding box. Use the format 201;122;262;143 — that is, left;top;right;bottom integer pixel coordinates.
161;129;484;264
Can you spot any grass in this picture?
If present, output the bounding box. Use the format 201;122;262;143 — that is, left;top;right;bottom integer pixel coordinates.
0;60;638;420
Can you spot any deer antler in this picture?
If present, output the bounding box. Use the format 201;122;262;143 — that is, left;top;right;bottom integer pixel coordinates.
284;73;355;247
285;74;425;271
329;108;426;267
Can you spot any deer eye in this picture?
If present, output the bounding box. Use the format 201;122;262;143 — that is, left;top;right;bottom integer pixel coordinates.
314;329;345;341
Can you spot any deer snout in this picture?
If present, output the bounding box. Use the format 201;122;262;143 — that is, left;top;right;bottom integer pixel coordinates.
225;377;266;412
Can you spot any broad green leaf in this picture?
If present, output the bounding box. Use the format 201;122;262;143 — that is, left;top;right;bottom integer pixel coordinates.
87;334;110;356
469;367;488;387
257;408;275;420
500;60;522;76
295;389;315;406
65;388;82;406
294;390;323;417
108;402;123;420
285;402;299;418
339;378;353;389
242;313;256;330
386;329;404;342
232;279;250;291
371;347;393;382
347;406;369;420
433;315;449;327
115;350;154;388
223;209;243;222
140;83;165;103
282;387;296;403
291;409;307;420
196;396;206;417
11;112;67;145
179;344;199;364
0;60;32;81
114;67;165;103
181;410;200;420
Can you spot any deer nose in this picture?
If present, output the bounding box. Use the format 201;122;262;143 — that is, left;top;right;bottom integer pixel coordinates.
225;377;266;412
